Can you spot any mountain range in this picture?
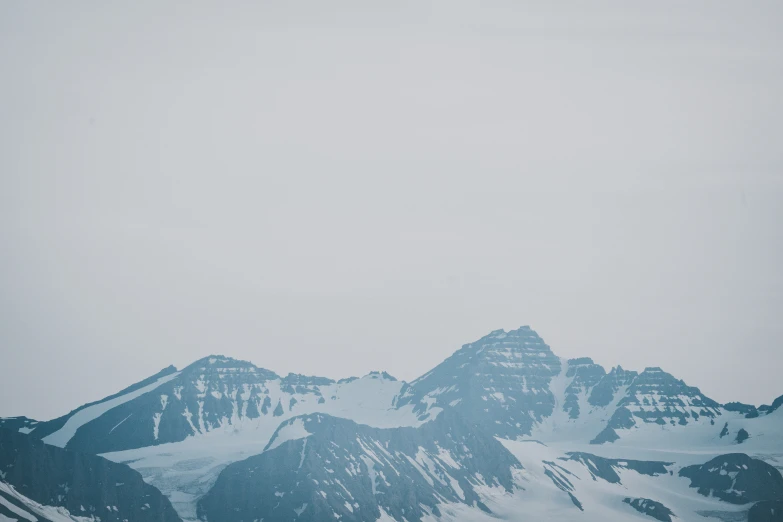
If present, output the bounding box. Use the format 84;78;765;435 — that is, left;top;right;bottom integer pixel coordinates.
2;325;781;521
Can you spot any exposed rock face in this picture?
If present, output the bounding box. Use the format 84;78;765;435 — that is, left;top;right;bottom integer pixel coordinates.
623;498;675;522
590;407;636;444
198;409;521;522
397;326;562;438
679;454;783;504
725;402;760;418
760;394;783;415
0;428;181;522
617;367;721;425
590;365;725;444
564;453;671;484
562;358;605;419
279;372;335;395
0;416;39;434
587;365;638;407
16;365;178;442
542;460;583;510
749;501;783;522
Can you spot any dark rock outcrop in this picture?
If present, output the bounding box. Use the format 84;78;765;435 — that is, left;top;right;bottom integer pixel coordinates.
564;453;671;484
725;402;760;418
12;365;178;442
0;416;39;433
623;497;675;522
588;365;638;407
563;358;605;419
543;460;583;510
0;428;181;522
759;394;783;416
749;500;783;522
591;406;636;444
679;454;783;504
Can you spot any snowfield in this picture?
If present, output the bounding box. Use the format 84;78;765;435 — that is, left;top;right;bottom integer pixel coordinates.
101;372;439;520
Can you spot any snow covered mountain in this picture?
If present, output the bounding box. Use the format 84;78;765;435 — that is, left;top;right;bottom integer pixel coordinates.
198;409;521;522
42;356;433;455
396;326;563;439
4;325;782;522
6;356;436;519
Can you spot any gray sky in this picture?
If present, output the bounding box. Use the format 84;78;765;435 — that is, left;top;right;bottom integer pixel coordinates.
1;2;782;420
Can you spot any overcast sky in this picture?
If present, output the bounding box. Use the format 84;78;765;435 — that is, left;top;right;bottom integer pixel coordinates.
1;2;782;420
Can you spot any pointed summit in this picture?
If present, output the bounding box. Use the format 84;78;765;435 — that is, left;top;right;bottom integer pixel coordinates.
456;325;558;366
400;325;562;438
588;365;638;407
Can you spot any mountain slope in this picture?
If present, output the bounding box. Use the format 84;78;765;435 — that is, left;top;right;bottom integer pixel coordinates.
0;427;181;522
397;326;562;439
63;357;433;455
92;362;436;520
198;409;521;522
4;365;179;444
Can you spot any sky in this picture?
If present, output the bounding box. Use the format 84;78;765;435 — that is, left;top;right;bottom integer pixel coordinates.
1;2;782;420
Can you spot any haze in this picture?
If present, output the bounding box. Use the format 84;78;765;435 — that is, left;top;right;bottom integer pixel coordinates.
1;1;782;420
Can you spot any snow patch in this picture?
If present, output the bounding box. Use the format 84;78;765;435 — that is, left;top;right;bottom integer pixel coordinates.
267;418;311;452
42;371;180;448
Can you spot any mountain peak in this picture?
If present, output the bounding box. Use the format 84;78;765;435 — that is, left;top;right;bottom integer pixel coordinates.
759;393;783;415
281;373;335;387
364;370;397;381
182;355;279;379
471;325;551;351
187;354;253;367
401;324;562;438
483;325;535;339
334;371;398;385
568;357;596;367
